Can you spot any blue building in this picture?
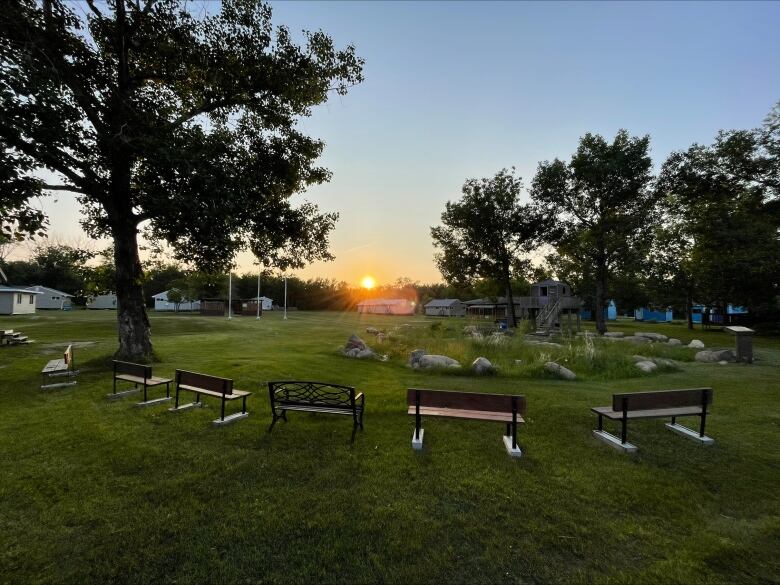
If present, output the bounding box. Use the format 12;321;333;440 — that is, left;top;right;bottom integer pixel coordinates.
691;304;748;324
580;300;617;321
634;307;674;322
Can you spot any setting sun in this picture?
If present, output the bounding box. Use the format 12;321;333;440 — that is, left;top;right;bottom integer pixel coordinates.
360;275;376;289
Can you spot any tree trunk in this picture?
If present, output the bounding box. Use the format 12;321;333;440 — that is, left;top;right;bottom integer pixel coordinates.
505;280;517;328
113;215;152;360
595;260;608;335
686;289;693;330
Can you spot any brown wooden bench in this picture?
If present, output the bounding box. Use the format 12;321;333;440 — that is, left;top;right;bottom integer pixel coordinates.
407;388;526;457
169;369;251;425
591;388;714;452
268;381;364;441
41;345;78;389
3;329;29;345
109;360;173;405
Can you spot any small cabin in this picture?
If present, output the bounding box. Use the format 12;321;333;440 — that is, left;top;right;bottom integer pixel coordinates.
634;307;673;322
529;280;572;305
424;299;466;317
152;289;201;312
357;298;415;316
26;285;73;310
0;286;41;315
87;293;117;310
580;300;617;321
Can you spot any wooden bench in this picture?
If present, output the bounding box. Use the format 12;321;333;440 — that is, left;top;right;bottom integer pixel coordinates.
41;345;78;389
2;329;29;345
169;369;251;425
268;381;364;441
407;388;526;457
109;360;173;406
591;388;714;452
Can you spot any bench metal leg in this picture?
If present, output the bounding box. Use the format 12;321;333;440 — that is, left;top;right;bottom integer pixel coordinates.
411;428;424;450
242;396;247;414
166;381;170;398
143;383;148;403
220;397;226;421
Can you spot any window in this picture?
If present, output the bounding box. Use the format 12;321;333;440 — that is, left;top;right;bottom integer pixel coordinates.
17;293;22;303
540;286;548;297
29;295;35;304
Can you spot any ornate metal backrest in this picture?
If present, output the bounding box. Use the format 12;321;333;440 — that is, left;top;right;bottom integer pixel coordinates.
269;381;355;407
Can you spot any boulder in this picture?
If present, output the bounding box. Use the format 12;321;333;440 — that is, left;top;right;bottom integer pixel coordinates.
409;350;461;369
625;336;651;344
344;347;361;358
356;348;377;360
345;334;367;351
525;339;563;348
667;338;682;346
635;360;658;373
632;355;652;362
544;361;576;381
463;325;478;335
365;327;379;335
688;339;705;349
604;332;625;338
471;357;495;375
695;349;735;363
636;332;669;342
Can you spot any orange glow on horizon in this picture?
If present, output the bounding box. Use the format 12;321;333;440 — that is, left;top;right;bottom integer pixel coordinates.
361;275;376;289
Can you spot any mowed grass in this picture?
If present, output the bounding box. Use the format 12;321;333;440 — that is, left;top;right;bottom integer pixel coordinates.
0;311;778;584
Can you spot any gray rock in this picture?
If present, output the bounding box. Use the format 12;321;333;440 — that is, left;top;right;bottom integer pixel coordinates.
604;332;625;338
636;360;658;373
636;332;669;342
409;350;461;369
695;349;735;363
667;338;682;346
544;361;576;381
365;327;379;335
632;354;652;362
344;347;360;358
345;334;367;351
625;336;651;344
356;348;377;359
718;361;728;365
688;339;705;349
525;339;563;347
471;357;495;375
653;358;678;368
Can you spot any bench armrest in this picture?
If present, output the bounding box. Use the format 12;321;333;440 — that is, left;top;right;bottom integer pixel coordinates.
354;392;364;405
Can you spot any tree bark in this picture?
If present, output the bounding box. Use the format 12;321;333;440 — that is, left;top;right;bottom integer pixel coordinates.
595;260;608;335
505;279;517;328
686;289;693;330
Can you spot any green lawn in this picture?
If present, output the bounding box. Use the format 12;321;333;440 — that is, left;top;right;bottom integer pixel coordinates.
0;310;778;584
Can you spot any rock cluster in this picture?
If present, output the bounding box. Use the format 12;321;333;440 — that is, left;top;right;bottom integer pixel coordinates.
341;334;382;360
694;349;735;363
544;361;576;380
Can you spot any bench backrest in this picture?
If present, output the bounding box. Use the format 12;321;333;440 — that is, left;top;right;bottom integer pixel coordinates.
612;388;713;412
113;360;151;379
176;370;233;394
64;345;74;369
269;381;355;407
407;388;526;415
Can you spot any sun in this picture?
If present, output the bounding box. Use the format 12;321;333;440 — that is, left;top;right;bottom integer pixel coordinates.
361;275;376;289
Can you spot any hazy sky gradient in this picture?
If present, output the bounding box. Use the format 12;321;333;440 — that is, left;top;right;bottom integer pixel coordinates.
20;1;780;284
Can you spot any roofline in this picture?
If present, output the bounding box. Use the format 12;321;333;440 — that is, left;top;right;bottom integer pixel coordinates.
28;285;73;296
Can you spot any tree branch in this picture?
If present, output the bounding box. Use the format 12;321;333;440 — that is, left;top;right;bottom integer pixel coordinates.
42;183;87;194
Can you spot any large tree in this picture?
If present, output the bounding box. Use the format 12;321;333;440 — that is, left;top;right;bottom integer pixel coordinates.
431;168;547;327
0;0;363;358
531;130;655;334
656;123;780;322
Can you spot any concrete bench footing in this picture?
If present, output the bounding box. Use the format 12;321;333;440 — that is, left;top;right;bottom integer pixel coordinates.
168;402;205;412
592;430;638;453
106;388;140;400
411;429;424;450
213;412;248;426
137;396;172;407
503;435;523;458
41;381;77;390
665;423;715;445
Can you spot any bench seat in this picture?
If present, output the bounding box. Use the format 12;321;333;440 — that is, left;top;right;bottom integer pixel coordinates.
42;359;68;374
178;384;250;400
41;345;77;389
407;405;525;424
591;406;706;420
279;403;357;416
115;373;171;386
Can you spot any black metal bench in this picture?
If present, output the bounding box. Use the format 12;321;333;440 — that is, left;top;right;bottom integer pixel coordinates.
109;360;172;405
169;369;251;425
41;345;78;389
268;381;364;440
591;387;714;452
407;388;526;457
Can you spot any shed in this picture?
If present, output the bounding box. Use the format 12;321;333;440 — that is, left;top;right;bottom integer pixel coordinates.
26;286;73;310
634;307;673;322
424;299;466;317
356;298;415;316
246;296;273;311
580;300;617;321
87;293;117;310
0;286;41;315
152;289;201;312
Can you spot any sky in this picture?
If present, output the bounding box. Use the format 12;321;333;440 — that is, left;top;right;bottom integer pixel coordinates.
16;0;780;285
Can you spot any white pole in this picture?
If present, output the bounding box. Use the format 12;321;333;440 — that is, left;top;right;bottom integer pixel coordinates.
228;272;232;320
284;276;288;320
256;272;261;320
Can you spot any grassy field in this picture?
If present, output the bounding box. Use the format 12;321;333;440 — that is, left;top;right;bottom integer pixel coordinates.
0;310;778;584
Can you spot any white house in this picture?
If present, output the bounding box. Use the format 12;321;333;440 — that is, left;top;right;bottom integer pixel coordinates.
26;285;73;310
356;298;415;315
424;299;466;317
247;296;274;311
152;289;201;312
87;293;117;310
0;286;41;315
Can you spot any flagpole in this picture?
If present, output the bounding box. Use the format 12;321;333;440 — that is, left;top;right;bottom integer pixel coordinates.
228;272;232;320
256;272;261;320
284;276;288;320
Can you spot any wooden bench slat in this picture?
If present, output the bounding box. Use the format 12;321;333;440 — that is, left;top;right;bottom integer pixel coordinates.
115;374;172;386
407;405;524;423
178;384;249;399
42;359;67;373
592;405;706;420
